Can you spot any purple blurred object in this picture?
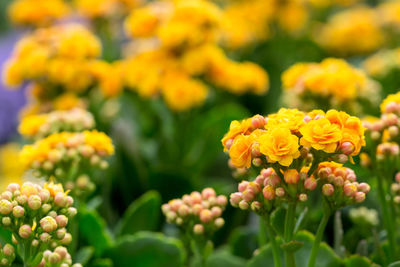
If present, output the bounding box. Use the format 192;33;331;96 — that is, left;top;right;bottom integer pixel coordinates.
0;31;26;144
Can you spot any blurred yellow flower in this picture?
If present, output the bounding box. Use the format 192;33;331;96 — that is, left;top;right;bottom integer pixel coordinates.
0;144;23;191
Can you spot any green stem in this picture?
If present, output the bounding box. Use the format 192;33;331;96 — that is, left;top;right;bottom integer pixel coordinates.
307;211;331;267
264;214;282;267
258;216;267;246
284;202;297;267
376;174;395;262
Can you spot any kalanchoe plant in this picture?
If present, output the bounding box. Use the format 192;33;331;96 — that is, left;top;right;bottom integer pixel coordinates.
0;243;16;267
38;246;82;267
222;108;369;267
0;182;77;267
162;188;227;266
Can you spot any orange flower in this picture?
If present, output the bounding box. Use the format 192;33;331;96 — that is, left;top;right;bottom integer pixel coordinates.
221;119;252;151
266;108;305;133
300;118;342;153
228;134;255;169
259;127;300;166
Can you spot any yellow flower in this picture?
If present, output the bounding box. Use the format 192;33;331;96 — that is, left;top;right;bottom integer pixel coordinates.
266;108;305;133
229;134;255;168
0;144;23;191
300;117;342;153
83;130;115;156
74;0;117;18
44;181;66;197
259;127;300;166
18;114;47;138
221;119;252;151
124;4;162;38
381;92;400;113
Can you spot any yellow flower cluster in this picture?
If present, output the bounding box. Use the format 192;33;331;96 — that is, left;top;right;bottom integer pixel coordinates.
222;108;365;169
363;48;400;77
2;23;123;100
380;92;400;114
20;130;114;172
0;144;23;191
377;0;400;31
314;7;385;56
122;0;269;111
19;108;95;140
74;0;143;18
8;0;70;26
282;58;380;113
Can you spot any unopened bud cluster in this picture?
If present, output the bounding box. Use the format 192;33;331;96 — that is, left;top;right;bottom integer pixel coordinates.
391;172;400;204
38;246;82;267
317;162;370;208
19;108;95;140
162;188;227;236
0;182;77;263
230;168;316;214
20;130;114;179
64;175;96;199
349;207;379;227
0;243;15;267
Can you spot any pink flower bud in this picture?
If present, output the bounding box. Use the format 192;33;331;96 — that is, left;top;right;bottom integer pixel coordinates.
389;126;399;138
299;194;308;202
383;113;398;126
251;201;262;212
341;142;354;155
261;168;273;178
371;131;381;141
322;184;334;196
49;253;61;264
385;102;397;113
200;209;212;223
211;206;222;217
238;181;249;192
190;192;202;204
358;183;370;194
161;204;170;214
229;193;241;207
202;188;216;199
40;233;51;243
56;228;66;239
7;183;20;193
0;200;12;215
242;190;255;202
238;200;249;210
248;182;261;194
40;216;58;233
395;196;400;204
13;205;24;218
28;195;42;210
263;185;275;200
192;204;203;215
215;218;225;228
67;207;77;218
193;224;204;235
16;195;27;205
54;246;68;259
304;178;317;191
275;187;285;197
337;154;348;164
208;196;217;206
225;139;233;150
2;217;11;226
56;215;68;228
217;195;227;206
182;195;192;205
38;189;50;202
252;158;262;167
19;225;32;239
178;205;190;217
66;196;74;207
251;115;265;128
303;115;312;123
354;192;366;203
60;233;72;246
284;169;299;184
333;176;344;187
1;191;12;201
344;184;357;197
54;193;67;207
268;174;281;187
3;244;14;257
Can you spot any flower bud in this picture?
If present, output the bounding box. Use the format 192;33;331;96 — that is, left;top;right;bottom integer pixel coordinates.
54;246;68;259
193;224;204;235
56;228;67;239
19;225;32;239
354;192;366;203
28;195;42;210
252;158;262;167
215;217;225;228
341;142;354;155
38;189;50;202
344;184;357;197
200;209;212;223
178;205;189;217
216;195;227;206
322;184;334;196
251;201;262;212
284;169;299;184
242;190;255;202
238;200;249;210
49;253;61;264
192;204;202;215
275;187;285;197
358;183;370;194
7;183;20;193
238;181;249;192
40;216;58;233
1;191;12;201
2;217;11;226
3;244;14;257
304;178;317;191
67;207;77;218
261;168;273;178
0;200;12;215
32;239;39;247
299;194;308;202
333;176;344;187
389;126;399;138
211;206;222;217
229;193;241;207
54;193;67;207
60;233;72;245
16;195;27;205
263;185;275;200
190;192;202;204
40;233;51;243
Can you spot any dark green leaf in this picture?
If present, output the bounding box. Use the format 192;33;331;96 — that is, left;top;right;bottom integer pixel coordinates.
343;255;374;267
106;231;186;267
206;250;247;267
115;190;161;236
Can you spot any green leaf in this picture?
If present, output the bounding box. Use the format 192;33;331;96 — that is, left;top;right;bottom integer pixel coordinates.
115;190;161;236
281;240;304;253
106;231;186;267
90;258;113;267
206;250;247;267
271;207;286;237
247;243;284;267
344;255;374;267
75;247;95;266
228;227;258;259
388;261;400;267
79;208;114;257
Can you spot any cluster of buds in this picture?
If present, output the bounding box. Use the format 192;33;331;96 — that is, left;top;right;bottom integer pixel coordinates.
64;175;96;199
19;108;95;140
20;130;114;180
0;182;77;265
230;168;317;213
38;246;82;267
349;207;379;228
316;162;370;209
390;172;400;204
162;188;227;236
0;244;15;267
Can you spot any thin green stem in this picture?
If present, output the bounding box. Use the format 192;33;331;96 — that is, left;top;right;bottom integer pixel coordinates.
376;174;395;262
307;211;331;267
258;216;268;246
263;214;282;267
284;202;297;267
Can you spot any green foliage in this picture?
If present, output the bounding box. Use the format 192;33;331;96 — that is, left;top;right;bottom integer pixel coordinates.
344;255;375;267
106;231;186;267
115;190;161;236
206;249;247;267
228;227;258;259
271;207;286;237
389;261;400;267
